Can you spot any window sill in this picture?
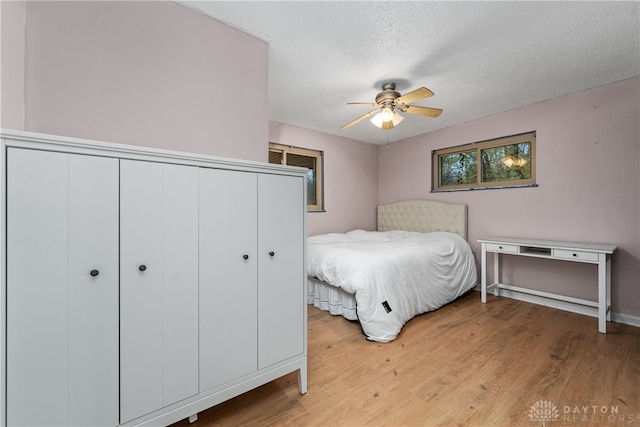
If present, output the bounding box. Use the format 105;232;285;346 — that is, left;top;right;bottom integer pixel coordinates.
431;183;538;193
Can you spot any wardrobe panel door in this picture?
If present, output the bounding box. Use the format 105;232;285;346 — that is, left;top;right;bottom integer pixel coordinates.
68;154;119;426
7;148;69;426
257;174;305;368
161;164;199;405
120;160;164;423
199;168;258;391
7;149;119;427
120;160;199;423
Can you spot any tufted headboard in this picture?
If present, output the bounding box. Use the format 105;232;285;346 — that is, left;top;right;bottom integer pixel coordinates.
377;199;468;241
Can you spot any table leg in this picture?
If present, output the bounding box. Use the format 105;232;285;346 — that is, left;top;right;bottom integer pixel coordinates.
598;253;607;333
606;255;612;322
493;251;500;297
481;243;487;303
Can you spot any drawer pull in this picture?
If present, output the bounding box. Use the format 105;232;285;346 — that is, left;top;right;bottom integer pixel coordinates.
573;253;577;257
139;265;147;272
499;246;503;249
243;254;249;260
90;269;99;277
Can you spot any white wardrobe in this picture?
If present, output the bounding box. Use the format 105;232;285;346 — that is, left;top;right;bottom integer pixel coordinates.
1;130;307;426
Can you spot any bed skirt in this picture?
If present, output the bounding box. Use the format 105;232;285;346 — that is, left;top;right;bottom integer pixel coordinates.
306;277;358;321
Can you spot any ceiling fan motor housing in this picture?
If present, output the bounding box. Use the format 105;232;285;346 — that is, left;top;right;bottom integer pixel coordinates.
375;82;401;107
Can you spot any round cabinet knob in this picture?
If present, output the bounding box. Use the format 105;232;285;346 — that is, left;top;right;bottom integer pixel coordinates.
139;265;147;272
243;254;249;260
90;269;99;277
269;251;275;257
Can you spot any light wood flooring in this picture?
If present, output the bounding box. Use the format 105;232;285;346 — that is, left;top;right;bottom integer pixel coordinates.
173;292;640;426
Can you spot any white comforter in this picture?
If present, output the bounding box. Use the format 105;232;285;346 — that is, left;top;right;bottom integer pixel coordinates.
307;230;477;342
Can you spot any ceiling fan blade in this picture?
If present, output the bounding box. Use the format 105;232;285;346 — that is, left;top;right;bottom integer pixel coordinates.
401;105;443;118
340;109;379;130
395;87;434;105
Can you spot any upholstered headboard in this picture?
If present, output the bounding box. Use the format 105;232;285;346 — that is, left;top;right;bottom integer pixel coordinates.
377;199;468;240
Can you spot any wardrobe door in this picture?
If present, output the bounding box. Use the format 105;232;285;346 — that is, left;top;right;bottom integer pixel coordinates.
120;160;163;423
199;168;258;391
120;160;199;423
257;173;305;368
68;154;120;425
6;148;119;427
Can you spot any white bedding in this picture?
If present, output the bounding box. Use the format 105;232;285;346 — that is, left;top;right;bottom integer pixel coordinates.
307;230;477;342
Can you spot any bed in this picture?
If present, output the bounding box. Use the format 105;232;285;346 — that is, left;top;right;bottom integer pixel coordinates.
307;199;477;342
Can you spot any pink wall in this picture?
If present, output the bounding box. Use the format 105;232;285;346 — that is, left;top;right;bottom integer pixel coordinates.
270;122;379;236
0;1;26;130
379;77;640;319
6;1;268;162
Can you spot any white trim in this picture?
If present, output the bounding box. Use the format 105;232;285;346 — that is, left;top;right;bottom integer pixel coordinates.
611;311;640;329
1;129;305;176
0;126;6;425
472;286;640;328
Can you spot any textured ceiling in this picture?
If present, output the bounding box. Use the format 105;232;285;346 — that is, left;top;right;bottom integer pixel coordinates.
179;1;640;145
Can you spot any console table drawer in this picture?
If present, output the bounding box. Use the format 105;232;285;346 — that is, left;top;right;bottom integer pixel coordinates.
486;243;519;253
552;248;599;262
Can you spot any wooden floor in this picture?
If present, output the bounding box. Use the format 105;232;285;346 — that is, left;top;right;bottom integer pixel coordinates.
173;292;640;426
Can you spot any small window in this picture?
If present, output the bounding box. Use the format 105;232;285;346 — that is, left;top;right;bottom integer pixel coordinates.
269;143;324;211
432;131;536;191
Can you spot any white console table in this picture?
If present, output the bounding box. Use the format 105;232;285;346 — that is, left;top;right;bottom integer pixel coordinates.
478;237;617;333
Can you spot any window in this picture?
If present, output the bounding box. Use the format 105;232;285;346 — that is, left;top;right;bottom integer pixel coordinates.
269;143;324;211
432;131;536;191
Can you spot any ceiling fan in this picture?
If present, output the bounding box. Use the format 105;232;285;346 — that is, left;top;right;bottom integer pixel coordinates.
340;82;443;131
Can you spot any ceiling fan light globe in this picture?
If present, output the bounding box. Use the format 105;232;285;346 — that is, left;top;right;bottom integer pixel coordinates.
380;107;394;122
392;112;404;126
370;110;404;129
370;113;384;128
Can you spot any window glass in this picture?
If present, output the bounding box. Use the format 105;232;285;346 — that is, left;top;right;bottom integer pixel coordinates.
286;153;317;206
440;151;477;186
268;143;324;211
481;142;531;183
433;131;536;191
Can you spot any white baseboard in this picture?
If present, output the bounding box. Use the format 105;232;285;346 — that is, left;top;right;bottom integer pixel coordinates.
472;285;640;329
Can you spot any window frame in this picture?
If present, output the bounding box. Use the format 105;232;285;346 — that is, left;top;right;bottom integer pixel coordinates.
269;142;324;212
432;131;536;192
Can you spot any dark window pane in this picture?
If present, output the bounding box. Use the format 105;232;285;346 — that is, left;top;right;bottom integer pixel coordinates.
286;153;315;169
269;150;283;165
440;151;477;186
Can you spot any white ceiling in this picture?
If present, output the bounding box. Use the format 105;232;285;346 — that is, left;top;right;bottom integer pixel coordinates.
179;1;640;145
